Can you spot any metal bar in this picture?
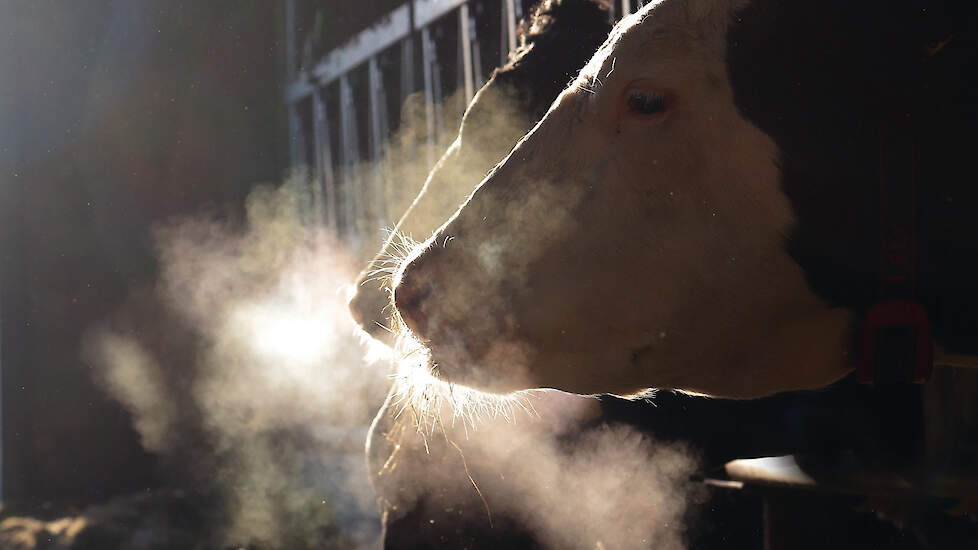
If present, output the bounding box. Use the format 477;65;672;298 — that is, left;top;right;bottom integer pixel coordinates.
377;80;392;231
285;0;296;82
311;4;411;86
368;57;390;229
504;0;517;58
499;0;508;65
338;74;361;239
459;3;475;104
312;87;337;228
288;104;303;170
285;0;303;173
400;36;415;103
421;25;437;169
287;77;315;104
368;58;384;161
432;49;444;140
289;102;312;225
413;0;469;28
621;0;632;17
471;9;484;91
309;100;326;226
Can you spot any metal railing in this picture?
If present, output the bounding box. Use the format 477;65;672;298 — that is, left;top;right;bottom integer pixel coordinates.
283;0;645;244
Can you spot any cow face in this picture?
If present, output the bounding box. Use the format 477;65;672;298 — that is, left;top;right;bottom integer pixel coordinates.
350;0;614;344
395;0;856;398
348;78;530;343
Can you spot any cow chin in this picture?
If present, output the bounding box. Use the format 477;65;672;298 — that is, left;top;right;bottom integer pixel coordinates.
418;334;537;395
417;318;646;397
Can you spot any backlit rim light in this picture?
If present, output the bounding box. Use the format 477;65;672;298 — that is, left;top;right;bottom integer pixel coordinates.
375;230;543;434
388;317;543;435
360;230;540;434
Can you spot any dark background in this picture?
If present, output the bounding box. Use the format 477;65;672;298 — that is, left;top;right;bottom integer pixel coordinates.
0;1;287;504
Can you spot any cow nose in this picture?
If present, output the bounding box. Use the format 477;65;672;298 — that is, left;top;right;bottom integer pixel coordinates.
348;280;395;344
393;261;434;337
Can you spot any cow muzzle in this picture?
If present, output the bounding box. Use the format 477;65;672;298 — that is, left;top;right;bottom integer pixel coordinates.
393;246;440;339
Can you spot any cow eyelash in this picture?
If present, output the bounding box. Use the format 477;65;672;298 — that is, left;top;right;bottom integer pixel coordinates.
627;90;667;115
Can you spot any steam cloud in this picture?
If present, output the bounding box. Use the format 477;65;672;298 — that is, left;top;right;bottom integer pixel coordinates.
372;383;705;550
85;183;389;548
79;178;705;550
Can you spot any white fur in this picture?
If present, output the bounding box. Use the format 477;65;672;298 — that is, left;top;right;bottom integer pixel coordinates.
398;0;853;398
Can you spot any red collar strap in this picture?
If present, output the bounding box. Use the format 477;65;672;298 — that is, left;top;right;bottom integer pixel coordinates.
857;116;933;385
856;35;978;383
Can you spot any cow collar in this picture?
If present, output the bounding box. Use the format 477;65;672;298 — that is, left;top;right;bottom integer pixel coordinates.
856;34;978;383
855;116;932;385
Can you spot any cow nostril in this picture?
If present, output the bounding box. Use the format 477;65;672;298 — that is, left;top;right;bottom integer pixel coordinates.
348;282;397;343
394;277;433;336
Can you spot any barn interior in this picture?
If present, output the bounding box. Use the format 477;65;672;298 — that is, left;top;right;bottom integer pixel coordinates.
1;1;977;549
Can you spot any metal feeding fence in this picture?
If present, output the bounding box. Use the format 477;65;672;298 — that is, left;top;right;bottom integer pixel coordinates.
284;0;646;245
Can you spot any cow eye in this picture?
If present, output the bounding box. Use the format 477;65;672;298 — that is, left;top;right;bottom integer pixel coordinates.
627;90;667;115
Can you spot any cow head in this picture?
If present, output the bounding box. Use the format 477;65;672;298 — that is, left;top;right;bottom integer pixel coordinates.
394;0;978;398
349;0;614;344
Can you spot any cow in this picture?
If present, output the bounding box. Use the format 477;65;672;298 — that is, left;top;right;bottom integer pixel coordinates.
393;0;978;399
352;2;618;548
